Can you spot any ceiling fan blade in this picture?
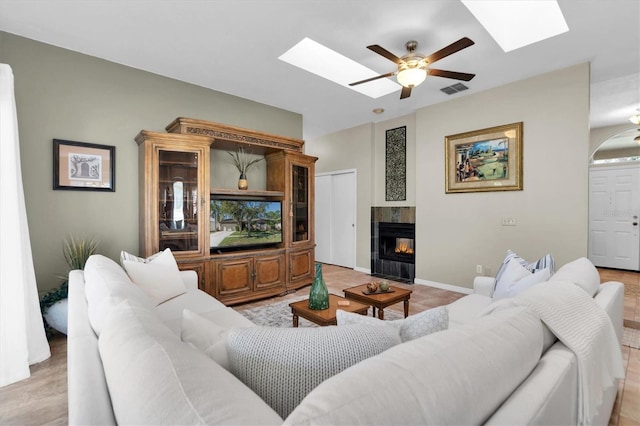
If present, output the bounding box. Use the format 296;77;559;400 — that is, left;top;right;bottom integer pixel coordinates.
367;45;402;64
425;37;475;64
349;71;396;86
428;68;476;81
400;86;412;99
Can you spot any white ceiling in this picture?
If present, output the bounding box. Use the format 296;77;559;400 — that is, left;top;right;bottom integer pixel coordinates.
0;0;638;142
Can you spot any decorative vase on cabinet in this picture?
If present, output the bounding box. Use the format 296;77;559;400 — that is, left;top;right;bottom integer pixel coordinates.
238;172;248;190
308;262;329;310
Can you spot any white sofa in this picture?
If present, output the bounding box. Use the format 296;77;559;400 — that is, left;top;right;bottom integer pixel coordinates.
68;254;625;425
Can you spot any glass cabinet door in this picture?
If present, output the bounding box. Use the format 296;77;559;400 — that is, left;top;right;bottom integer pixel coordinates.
158;150;200;252
292;164;309;242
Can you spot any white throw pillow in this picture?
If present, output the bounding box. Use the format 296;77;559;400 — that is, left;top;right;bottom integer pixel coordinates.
494;266;552;299
119;248;163;266
336;306;448;342
226;324;401;419
181;309;231;370
552;257;600;297
507;267;551;296
123;249;186;306
493;260;531;298
494;250;555;296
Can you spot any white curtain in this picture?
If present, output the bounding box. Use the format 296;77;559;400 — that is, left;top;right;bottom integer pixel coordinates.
0;64;50;387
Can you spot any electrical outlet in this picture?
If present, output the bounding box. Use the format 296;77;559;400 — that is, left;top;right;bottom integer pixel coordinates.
501;217;517;226
476;264;483;274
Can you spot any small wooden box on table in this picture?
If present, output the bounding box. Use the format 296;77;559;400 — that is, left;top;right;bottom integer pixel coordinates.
343;284;412;320
289;294;369;327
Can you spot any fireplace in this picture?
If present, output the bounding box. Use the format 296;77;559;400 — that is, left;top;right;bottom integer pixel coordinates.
371;207;416;283
378;222;415;264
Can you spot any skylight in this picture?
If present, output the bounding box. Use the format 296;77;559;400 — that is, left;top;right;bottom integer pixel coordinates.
278;37;401;99
461;0;569;52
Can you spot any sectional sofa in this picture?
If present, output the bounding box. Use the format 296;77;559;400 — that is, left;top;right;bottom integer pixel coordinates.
67;253;624;425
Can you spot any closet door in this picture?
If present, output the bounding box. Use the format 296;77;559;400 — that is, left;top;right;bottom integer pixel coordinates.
330;172;355;268
315;175;331;264
314;171;356;268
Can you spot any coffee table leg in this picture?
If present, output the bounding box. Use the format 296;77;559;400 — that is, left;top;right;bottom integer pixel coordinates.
404;299;409;318
292;313;299;328
378;308;384;320
371;306;376;317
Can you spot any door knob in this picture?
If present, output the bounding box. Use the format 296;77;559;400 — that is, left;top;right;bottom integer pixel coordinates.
633;222;638;226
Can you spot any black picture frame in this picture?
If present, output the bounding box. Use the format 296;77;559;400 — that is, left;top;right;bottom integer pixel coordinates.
53;139;115;191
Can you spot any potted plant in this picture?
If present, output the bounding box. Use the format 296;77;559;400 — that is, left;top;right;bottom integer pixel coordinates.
227;146;263;190
40;234;99;337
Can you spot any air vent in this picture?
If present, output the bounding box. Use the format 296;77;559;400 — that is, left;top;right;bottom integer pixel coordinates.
440;83;469;95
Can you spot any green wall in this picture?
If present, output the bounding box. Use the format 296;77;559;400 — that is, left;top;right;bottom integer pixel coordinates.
0;32;302;293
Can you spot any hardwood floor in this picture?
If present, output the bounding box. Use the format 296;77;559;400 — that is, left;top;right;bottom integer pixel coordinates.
0;266;637;425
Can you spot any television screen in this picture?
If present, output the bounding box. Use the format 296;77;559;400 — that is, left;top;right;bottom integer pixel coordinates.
210;198;283;252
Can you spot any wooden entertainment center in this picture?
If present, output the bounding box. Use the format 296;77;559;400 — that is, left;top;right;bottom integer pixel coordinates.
135;117;317;305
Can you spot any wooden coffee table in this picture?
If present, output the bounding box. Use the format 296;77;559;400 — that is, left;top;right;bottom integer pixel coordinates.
289;294;369;327
343;284;412;320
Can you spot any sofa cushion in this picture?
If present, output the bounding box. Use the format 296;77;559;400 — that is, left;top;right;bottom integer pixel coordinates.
155;289;227;324
447;293;493;327
336;305;448;341
284;307;544;426
83;254;157;336
99;300;283;425
123;249;186;306
181;309;232;370
227;324;401;419
552;257;600;297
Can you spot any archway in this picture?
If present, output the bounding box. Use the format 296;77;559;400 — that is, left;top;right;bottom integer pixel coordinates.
588;127;640;271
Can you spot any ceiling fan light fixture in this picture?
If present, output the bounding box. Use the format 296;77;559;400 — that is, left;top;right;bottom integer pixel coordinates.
629;114;640;125
397;61;427;88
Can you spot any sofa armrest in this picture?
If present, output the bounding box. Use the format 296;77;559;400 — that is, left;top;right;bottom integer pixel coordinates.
474;276;496;297
594;281;625;344
67;270;117;425
180;270;199;290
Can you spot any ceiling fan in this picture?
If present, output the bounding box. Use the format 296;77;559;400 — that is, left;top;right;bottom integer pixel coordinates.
350;37;476;99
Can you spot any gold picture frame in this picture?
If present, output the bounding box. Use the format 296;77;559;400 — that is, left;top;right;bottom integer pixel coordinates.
445;122;523;193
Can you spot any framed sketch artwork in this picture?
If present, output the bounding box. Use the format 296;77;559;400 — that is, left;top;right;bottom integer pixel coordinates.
53;139;115;191
445;122;523;193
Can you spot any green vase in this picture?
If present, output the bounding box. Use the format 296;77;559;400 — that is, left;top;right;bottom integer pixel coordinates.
308;263;329;310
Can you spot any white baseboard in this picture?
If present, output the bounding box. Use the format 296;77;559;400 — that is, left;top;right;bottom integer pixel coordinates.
413;278;473;295
354;266;370;274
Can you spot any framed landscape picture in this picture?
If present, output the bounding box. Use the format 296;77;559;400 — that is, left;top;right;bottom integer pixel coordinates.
445;122;523;193
53;139;115;191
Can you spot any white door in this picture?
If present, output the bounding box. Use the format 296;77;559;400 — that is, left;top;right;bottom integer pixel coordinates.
330;172;356;268
588;165;640;271
314;170;356;268
314;175;331;264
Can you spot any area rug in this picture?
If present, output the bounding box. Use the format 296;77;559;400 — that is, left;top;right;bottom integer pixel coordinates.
236;298;640;347
235;295;403;328
622;327;640;349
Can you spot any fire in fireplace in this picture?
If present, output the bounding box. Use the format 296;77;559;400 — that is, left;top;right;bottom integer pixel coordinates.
394;238;414;255
378;222;415;264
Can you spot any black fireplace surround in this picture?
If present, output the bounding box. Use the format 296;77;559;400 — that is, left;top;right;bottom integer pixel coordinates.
378;222;415;264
